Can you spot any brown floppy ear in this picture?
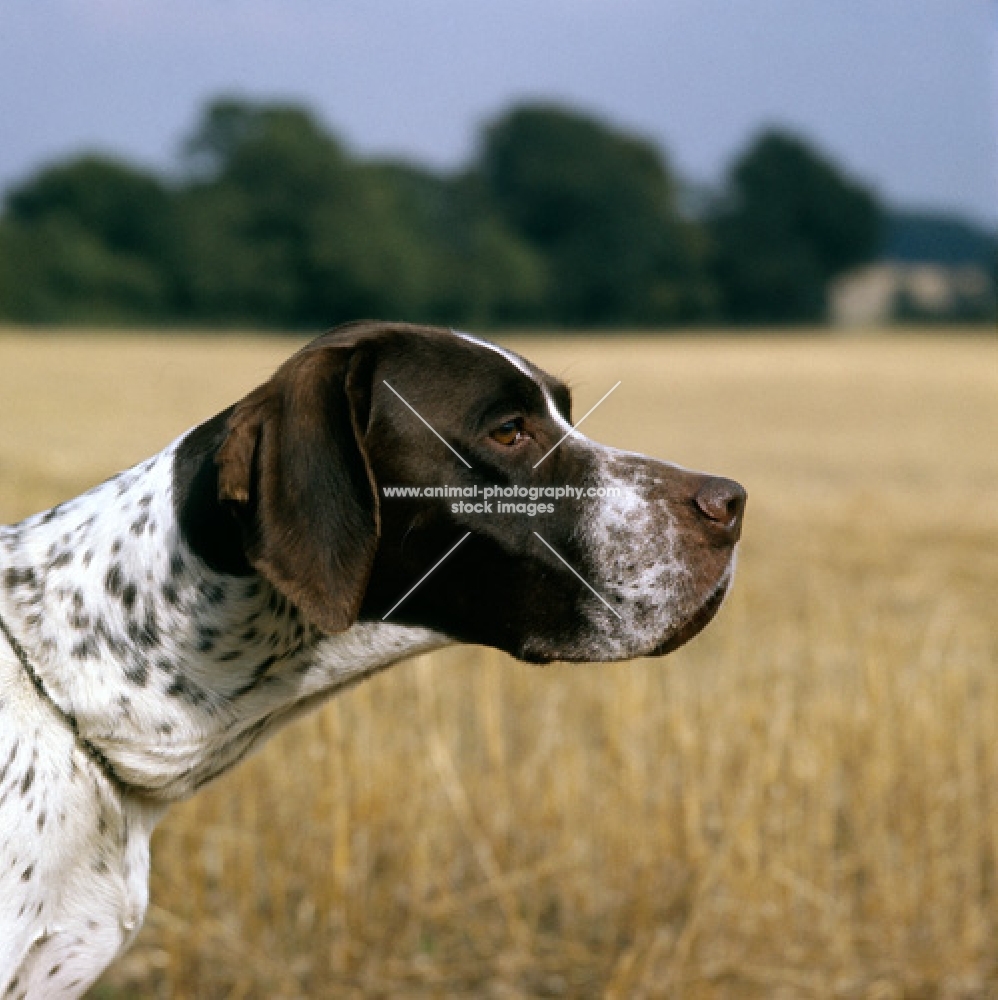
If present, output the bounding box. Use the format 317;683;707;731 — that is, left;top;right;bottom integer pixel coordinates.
216;344;379;634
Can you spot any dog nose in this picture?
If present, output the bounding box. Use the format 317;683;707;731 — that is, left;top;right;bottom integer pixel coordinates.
693;476;746;541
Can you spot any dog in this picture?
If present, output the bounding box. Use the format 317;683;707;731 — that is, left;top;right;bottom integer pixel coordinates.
0;321;745;997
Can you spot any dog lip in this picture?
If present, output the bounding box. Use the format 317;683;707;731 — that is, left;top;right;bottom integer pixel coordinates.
649;570;732;657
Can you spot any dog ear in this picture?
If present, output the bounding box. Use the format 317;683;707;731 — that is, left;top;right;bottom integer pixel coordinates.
216;340;380;634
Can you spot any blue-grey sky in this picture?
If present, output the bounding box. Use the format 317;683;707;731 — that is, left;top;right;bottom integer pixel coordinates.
2;0;996;224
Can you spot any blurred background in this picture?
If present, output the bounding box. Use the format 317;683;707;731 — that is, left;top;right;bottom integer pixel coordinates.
1;2;997;998
0;0;995;329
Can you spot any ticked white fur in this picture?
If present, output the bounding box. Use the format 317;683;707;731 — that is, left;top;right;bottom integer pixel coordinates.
0;441;446;998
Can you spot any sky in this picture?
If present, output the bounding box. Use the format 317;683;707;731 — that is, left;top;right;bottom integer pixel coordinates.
1;0;996;226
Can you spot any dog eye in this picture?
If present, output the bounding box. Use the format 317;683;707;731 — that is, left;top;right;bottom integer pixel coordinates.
490;418;525;447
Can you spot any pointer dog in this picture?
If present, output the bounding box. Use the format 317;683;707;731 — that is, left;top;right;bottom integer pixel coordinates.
0;322;745;997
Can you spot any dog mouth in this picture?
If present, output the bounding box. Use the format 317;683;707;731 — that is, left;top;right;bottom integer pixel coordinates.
648;566;734;657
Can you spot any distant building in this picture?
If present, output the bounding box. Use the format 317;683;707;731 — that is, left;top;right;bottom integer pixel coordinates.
829;262;996;327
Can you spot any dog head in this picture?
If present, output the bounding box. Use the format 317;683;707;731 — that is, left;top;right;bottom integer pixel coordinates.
205;321;745;662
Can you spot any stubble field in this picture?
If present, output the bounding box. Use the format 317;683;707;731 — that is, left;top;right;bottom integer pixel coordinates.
0;329;995;999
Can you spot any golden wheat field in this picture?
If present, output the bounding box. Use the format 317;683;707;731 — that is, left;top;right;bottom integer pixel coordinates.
1;328;996;1000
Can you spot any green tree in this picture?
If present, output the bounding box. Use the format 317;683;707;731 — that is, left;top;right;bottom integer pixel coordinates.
176;98;548;327
0;156;178;321
178;99;445;325
366;163;548;325
477;103;711;325
709;130;882;323
177;99;355;323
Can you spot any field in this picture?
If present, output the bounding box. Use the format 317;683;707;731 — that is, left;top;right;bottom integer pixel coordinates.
1;328;996;999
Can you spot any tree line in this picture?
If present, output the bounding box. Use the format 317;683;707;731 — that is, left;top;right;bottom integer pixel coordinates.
0;98;884;328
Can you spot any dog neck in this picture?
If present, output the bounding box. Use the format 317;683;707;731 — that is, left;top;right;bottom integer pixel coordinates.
0;434;447;802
